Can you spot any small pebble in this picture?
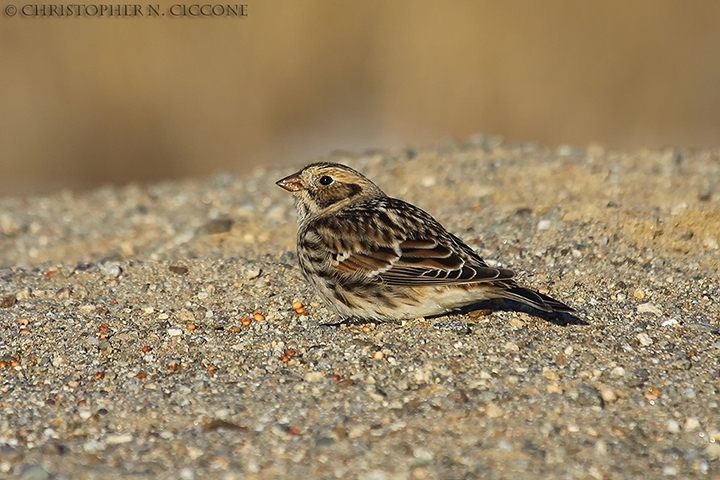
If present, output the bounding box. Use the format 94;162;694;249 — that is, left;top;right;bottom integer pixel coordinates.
244;267;262;280
105;434;133;444
636;333;653;346
637;303;663;316
99;262;122;277
684;417;700;431
83;440;104;453
600;388;618;403
304;372;324;383
485;403;504;418
662;466;678;476
706;443;720;461
667;420;680;434
167;328;183;337
537;220;552;231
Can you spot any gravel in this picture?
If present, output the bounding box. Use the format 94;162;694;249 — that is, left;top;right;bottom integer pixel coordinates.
1;138;719;479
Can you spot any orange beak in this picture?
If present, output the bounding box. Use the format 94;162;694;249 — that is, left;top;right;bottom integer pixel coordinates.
276;173;305;192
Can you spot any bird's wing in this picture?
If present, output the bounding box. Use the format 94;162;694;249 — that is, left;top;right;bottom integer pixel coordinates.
314;204;515;286
371;237;514;286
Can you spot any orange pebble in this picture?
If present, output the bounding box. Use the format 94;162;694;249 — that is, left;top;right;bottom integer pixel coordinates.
253;312;265;322
241;317;252;327
94;371;105;380
187;323;196;331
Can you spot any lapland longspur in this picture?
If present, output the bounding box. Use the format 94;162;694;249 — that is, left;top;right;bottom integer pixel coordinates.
277;162;573;321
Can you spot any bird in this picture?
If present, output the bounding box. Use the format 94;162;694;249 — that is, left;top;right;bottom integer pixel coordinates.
276;162;574;322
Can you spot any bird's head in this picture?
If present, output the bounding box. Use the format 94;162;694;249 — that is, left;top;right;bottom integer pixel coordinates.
276;162;385;222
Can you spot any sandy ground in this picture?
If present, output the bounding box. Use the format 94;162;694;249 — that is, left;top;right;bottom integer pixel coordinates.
1;139;719;479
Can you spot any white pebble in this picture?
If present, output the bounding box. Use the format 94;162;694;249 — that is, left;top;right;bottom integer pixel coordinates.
537;220;552;231
167;328;183;337
662;466;678;476
684;417;700;431
214;408;233;419
179;468;195;480
637;303;663;316
105;434;133;444
413;447;434;462
421;176;436;187
243;267;262;280
83;440;105;453
99;262;122;277
304;371;324;383
636;333;653;346
667;420;680;433
706;443;720;461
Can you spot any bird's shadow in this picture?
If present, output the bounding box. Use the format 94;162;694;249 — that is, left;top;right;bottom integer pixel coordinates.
451;300;587;326
320;300;587;327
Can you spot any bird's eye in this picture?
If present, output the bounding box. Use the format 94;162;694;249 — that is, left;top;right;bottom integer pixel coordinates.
319;175;333;186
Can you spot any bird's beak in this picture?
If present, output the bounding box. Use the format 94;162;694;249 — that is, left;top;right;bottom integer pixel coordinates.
276;173;305;192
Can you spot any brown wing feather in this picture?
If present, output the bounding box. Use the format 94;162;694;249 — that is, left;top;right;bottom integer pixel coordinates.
331;231;514;286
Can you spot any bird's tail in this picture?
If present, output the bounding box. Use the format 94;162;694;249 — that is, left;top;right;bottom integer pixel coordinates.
500;283;575;313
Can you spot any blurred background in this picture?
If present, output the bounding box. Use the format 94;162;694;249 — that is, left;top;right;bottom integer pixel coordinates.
2;0;720;197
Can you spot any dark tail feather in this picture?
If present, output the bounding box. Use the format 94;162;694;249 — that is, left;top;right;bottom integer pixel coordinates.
503;286;575;313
